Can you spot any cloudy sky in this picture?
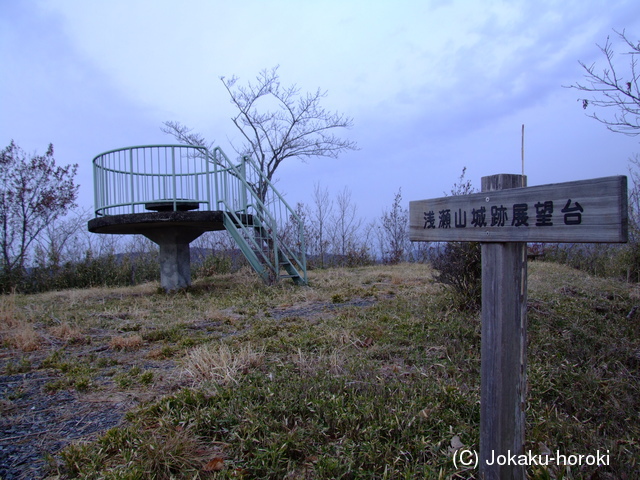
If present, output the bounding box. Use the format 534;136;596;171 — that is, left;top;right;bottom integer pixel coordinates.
2;0;640;224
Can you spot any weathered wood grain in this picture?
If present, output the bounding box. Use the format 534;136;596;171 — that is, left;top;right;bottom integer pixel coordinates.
479;174;527;480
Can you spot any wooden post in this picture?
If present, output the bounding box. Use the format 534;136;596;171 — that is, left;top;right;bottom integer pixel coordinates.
480;174;527;480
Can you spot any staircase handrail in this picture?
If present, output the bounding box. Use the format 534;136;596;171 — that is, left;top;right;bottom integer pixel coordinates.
206;150;307;284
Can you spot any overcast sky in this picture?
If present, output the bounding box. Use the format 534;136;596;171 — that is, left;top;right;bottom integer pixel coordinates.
2;0;640;225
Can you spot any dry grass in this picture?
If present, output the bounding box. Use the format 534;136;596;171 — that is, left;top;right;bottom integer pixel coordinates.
4;323;40;352
2;262;637;479
291;346;346;375
35;282;158;305
182;342;265;386
49;322;86;343
109;334;144;351
0;292;41;351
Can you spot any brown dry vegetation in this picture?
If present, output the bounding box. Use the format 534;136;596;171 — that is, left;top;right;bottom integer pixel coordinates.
0;293;41;352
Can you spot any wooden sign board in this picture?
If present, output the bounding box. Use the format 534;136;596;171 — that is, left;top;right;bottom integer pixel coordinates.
409;176;628;243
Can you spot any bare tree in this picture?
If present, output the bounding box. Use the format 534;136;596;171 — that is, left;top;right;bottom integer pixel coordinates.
34;206;92;268
567;30;640;281
330;186;362;259
0;141;78;278
165;66;357;203
221;66;357;186
567;29;640;136
161;122;216;150
310;183;333;267
361;220;381;262
379;188;409;264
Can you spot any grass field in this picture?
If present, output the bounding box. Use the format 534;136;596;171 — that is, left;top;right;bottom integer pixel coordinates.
1;262;638;479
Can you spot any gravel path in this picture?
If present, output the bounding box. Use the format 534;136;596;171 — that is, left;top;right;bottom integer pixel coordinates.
0;343;180;480
0;370;130;479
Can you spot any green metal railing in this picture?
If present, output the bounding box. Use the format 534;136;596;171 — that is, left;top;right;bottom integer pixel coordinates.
92;144;306;285
93;144;228;216
207;147;307;285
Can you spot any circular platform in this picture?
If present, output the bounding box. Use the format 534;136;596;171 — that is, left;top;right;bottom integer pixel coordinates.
88;211;248;235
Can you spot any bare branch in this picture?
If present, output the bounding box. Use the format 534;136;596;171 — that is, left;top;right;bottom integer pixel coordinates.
164;66;357;204
161;121;216;149
220;66;358;183
567;29;640;136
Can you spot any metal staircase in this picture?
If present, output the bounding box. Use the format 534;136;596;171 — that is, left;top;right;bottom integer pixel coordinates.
208;148;307;286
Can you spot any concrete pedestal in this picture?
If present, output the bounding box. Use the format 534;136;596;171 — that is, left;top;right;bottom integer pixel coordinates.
87;211;232;292
142;228;204;291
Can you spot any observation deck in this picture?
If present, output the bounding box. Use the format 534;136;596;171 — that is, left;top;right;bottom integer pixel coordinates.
88;144;306;290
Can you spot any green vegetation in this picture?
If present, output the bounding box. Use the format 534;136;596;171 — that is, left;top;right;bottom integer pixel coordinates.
1;262;638;478
114;365;153;389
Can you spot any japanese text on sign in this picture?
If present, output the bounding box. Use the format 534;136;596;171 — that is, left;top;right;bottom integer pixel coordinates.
423;199;584;230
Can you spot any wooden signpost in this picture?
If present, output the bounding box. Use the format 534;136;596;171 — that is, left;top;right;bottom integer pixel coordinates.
409;174;627;480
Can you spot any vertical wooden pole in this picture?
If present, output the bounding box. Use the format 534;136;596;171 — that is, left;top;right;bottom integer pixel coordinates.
480;174;527;480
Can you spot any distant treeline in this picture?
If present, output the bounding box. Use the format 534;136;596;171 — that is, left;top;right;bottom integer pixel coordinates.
3;183;640;295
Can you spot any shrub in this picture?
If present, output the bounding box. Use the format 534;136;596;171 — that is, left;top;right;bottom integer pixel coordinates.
193;252;233;277
431;241;482;310
429;168;482;310
0;249;161;294
543;243;638;281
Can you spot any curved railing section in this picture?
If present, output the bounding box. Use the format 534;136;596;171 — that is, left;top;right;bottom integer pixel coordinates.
93;144;247;216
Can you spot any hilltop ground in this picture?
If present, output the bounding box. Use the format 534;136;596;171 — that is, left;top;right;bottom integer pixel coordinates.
1;262;638;479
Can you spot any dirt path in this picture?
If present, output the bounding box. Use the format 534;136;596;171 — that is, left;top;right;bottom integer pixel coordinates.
1;370;129;479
